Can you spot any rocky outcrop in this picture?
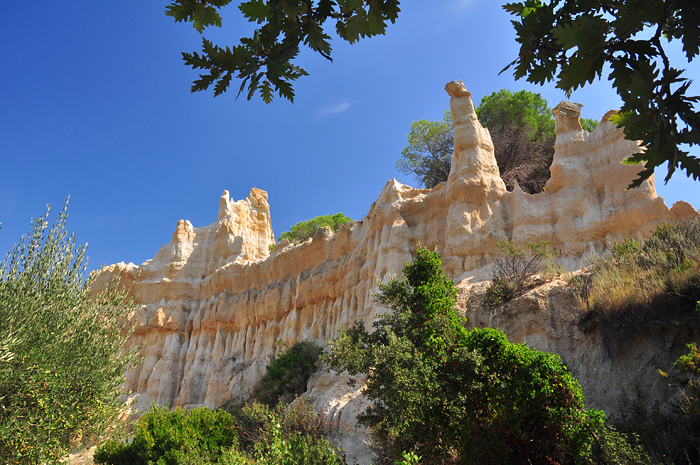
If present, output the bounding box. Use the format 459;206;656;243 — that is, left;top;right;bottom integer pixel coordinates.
95;81;697;463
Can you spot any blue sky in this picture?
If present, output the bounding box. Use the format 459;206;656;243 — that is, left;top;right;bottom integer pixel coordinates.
1;1;698;273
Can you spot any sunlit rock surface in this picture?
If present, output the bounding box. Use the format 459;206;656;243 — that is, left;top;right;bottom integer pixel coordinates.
95;81;697;464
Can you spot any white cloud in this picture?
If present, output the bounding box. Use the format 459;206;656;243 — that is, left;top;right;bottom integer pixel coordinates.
451;0;478;13
318;100;351;116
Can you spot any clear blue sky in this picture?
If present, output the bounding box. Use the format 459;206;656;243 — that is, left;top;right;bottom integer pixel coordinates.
1;1;698;273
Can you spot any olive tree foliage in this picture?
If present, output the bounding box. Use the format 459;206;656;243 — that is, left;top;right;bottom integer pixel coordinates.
0;202;139;465
165;0;400;102
502;0;700;188
398;89;599;192
326;248;644;465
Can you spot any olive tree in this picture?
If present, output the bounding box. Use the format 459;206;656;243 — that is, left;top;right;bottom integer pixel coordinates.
0;202;139;464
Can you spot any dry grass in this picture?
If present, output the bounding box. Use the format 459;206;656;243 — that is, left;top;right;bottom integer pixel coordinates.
575;217;700;341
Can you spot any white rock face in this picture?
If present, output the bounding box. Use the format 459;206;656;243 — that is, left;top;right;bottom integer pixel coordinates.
94;82;698;464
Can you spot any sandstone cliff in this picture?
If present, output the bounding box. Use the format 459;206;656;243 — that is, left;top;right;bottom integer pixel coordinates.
95;81;698;463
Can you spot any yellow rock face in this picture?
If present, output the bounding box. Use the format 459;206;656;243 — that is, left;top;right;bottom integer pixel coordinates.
94;83;697;420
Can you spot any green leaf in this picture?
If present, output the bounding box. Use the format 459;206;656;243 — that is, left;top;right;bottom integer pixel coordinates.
503;2;526;14
305;20;332;55
260;81;273;104
552;15;607;52
556;54;604;91
678;2;700;60
317;0;335;17
276;80;295;102
213;72;233;97
167;1;226;33
239;0;269;24
193;5;223;33
340;14;366;44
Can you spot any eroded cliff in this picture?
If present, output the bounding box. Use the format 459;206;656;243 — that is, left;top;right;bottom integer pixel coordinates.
95;81;698;462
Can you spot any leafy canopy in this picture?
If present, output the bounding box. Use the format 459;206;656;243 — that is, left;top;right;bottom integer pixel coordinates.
477;88;556;142
0;202;139;465
326;248;635;464
166;0;400;102
396;110;454;189
277;212;352;244
502;0;700;187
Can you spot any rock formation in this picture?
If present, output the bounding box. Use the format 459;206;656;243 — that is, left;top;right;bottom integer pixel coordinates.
95;81;698;464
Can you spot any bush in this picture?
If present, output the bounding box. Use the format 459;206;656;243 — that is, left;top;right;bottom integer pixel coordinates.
94;405;238;465
278;213;352;243
577;219;700;464
327;248;635;464
0;202;138;464
232;399;327;454
253;340;323;406
230;399;345;465
254;424;345;465
486;239;559;305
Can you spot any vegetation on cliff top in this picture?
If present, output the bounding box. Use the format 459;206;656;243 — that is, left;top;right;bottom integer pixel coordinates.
575;216;700;339
572;216;700;464
271;213;352;254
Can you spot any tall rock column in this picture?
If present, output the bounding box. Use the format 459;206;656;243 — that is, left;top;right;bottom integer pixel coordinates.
443;80;508;274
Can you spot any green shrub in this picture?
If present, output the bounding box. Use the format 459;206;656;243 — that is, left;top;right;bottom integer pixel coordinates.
254;423;345;465
327;248;634;465
278;213;352;243
94;405;237;465
232;399;327;454
253;340;323;406
486;239;559;305
0;202;138;465
231;399;345;465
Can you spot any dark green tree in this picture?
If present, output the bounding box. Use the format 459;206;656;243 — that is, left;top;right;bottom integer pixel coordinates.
326;248;642;464
477;88;557;193
253;340;323;406
396;110;453;189
165;0;400;102
0;202;139;464
502;0;700;187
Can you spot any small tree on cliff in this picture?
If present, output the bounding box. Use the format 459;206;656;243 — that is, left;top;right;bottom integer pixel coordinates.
326;248;647;464
0;202;139;464
277;213;352;244
397;110;454;189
